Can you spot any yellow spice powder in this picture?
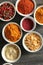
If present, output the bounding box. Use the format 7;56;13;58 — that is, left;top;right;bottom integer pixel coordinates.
35;7;43;24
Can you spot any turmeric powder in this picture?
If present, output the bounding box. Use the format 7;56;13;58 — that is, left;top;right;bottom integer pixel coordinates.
35;7;43;24
4;23;21;42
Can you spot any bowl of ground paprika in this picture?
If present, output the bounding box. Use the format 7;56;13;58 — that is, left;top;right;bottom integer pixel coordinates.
20;16;36;32
16;0;36;16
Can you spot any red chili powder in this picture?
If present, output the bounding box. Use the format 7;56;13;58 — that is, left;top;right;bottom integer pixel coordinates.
22;18;34;30
18;0;34;14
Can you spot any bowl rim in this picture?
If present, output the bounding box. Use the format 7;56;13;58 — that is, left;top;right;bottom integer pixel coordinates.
34;5;43;25
15;0;36;16
1;44;21;63
20;16;36;32
22;31;43;52
0;1;16;21
2;22;22;43
3;63;13;65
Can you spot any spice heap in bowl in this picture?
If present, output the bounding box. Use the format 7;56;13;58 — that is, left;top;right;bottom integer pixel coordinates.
20;16;36;32
2;22;22;43
22;31;43;52
0;1;16;21
1;44;21;63
16;0;36;16
34;5;43;25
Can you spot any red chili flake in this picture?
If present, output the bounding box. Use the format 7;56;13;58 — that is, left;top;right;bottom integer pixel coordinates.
0;3;15;20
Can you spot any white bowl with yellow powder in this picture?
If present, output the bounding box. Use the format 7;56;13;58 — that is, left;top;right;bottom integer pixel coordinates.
2;22;22;43
1;44;21;63
34;5;43;25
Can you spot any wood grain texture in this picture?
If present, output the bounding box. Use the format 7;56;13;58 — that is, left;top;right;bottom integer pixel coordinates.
0;0;43;65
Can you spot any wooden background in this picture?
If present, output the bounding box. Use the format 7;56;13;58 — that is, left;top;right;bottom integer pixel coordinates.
0;0;43;65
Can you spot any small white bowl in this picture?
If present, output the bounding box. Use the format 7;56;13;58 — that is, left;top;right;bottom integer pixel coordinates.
22;31;43;53
1;44;21;63
20;16;36;32
0;1;16;21
34;5;43;25
2;22;22;43
3;63;13;65
15;0;36;16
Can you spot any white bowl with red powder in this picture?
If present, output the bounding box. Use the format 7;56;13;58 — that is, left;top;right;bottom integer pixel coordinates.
20;16;36;32
15;0;36;16
0;1;16;21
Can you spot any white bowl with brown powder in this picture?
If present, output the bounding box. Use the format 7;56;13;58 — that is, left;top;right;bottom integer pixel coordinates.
1;44;21;63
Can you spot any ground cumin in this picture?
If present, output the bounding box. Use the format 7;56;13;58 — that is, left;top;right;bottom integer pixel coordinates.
18;0;34;14
35;7;43;24
4;23;21;42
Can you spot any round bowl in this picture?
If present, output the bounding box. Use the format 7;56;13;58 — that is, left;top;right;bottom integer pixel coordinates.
34;5;43;25
2;22;22;43
22;31;43;52
15;0;36;16
3;63;13;65
20;16;36;32
0;1;16;21
1;44;21;63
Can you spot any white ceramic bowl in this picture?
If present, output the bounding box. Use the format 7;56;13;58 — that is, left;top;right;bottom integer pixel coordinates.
3;63;13;65
2;22;22;43
20;16;36;32
1;44;21;63
22;31;43;52
0;1;16;21
34;5;43;25
15;0;36;16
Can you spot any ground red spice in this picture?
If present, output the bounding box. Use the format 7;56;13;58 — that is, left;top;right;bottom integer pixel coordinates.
22;18;34;30
18;0;34;14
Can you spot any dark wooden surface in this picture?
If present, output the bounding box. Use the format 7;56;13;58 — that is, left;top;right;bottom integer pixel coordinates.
0;0;43;65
